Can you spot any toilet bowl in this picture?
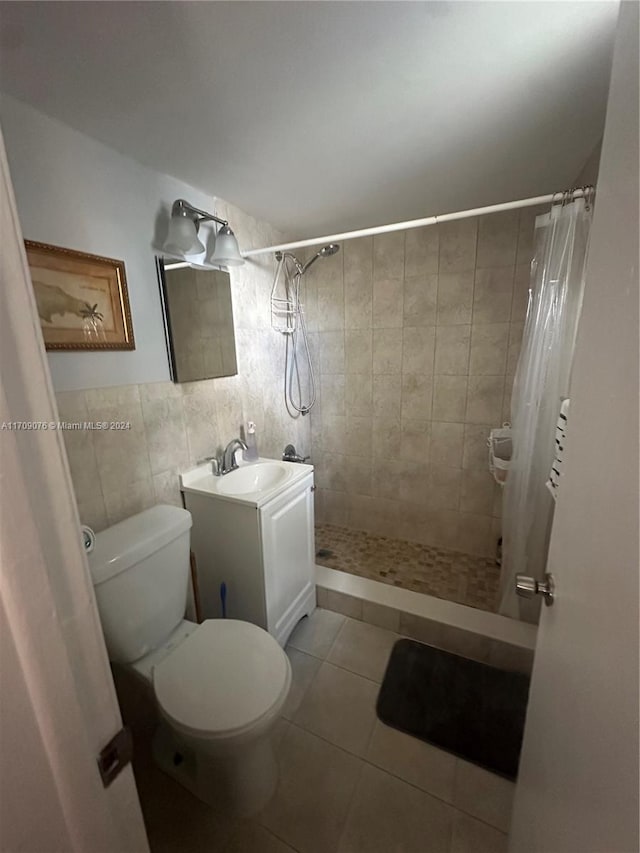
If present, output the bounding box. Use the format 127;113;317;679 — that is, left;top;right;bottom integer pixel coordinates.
87;505;292;815
150;619;291;814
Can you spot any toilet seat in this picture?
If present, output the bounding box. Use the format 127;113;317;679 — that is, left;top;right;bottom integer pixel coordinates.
153;619;291;742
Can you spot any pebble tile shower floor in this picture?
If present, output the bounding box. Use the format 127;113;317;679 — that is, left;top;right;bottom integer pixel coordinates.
315;524;501;613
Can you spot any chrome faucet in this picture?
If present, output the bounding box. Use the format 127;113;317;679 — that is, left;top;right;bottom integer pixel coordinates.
221;438;248;475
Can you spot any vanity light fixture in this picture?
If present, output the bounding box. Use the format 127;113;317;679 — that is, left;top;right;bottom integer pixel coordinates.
162;199;244;267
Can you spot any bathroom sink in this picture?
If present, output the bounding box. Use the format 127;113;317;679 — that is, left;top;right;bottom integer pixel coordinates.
180;457;312;508
216;462;290;496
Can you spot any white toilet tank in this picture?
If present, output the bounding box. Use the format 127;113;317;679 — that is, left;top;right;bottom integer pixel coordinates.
88;505;192;664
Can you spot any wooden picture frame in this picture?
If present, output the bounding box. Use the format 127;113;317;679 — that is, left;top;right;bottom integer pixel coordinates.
25;240;135;351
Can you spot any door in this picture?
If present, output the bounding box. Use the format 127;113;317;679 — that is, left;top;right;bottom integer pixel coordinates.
0;130;149;850
509;6;639;852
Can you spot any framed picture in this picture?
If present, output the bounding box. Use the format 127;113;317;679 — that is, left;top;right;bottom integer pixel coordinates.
25;240;135;351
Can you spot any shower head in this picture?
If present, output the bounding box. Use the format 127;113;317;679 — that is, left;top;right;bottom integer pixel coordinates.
301;243;340;274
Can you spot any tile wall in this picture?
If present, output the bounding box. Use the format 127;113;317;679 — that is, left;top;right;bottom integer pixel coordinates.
305;207;544;557
56;199;310;532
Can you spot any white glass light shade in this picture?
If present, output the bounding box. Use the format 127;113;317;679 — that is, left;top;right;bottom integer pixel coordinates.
163;216;204;256
209;225;244;267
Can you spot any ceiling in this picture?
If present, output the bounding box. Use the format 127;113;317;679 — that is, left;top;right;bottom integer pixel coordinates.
0;1;618;240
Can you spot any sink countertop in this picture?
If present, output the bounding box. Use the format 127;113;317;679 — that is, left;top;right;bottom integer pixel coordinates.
180;457;314;508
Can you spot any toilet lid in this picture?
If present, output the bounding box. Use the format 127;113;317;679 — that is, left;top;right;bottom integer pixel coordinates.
153;620;291;740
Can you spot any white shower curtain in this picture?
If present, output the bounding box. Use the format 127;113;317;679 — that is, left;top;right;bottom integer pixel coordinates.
500;194;593;620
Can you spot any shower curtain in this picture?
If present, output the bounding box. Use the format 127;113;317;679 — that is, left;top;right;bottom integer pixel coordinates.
500;193;593;620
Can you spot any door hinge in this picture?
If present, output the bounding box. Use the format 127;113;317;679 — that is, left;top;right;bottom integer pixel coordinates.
97;726;133;788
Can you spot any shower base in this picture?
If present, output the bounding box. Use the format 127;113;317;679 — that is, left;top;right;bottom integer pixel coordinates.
314;523;501;613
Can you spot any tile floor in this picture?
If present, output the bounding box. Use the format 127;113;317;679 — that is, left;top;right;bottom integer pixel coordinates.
135;609;514;853
315;524;502;613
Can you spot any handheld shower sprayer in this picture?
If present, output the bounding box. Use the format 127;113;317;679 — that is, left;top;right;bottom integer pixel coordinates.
270;244;340;416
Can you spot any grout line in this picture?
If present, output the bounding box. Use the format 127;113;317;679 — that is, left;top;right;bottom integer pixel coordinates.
284;716;513;836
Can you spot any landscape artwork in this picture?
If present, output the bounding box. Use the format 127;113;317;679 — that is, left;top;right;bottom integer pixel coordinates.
25;240;135;351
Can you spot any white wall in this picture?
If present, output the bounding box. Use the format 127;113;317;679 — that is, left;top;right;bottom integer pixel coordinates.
0;94;234;391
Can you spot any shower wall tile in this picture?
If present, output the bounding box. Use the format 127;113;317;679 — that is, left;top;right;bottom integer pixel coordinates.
344;237;373;330
345;373;373;418
318;331;345;374
427;466;462;512
344;416;373;458
307;209;538;557
401;373;433;421
476;210;519;269
438;218;478;273
402;326;436;375
507;322;525;374
468;323;510;376
345;280;373;330
373;232;405;280
457;512;494;557
345;330;373;374
460;468;496;515
465;376;504;425
511;264;532;321
472;267;514;324
373;375;402;421
373;278;404;328
430;422;464;468
432;375;468;422
404;226;439;277
320;374;346;416
403;274;438;327
400;419;431;463
436;272;475;325
373;329;403;374
321;490;349;526
462;424;492;471
316;282;345;331
372;418;402;459
434;325;471;375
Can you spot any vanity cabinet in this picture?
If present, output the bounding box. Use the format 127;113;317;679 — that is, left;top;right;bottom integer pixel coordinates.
183;469;316;647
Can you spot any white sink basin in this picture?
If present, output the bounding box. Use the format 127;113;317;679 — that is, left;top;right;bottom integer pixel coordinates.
180;457;312;507
216;462;290;496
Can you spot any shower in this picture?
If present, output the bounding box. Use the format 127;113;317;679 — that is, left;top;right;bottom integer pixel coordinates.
270;243;340;416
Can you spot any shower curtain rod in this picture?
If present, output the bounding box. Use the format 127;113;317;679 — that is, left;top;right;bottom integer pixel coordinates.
243;188;590;258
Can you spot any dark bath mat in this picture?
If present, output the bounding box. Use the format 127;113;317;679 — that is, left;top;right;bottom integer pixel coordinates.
377;639;530;780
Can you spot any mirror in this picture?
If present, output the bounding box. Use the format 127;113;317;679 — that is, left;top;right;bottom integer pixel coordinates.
157;258;238;382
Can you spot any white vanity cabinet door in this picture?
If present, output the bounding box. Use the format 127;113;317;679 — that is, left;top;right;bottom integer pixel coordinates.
260;472;316;646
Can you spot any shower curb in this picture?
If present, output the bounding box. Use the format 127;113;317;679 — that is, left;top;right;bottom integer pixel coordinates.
315;566;536;676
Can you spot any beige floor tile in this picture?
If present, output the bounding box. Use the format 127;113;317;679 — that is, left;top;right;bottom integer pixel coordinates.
224;822;298;853
135;751;234;853
294;663;378;757
453;760;514;833
366;720;456;803
450;811;508;853
337;764;453;853
259;724;362;853
281;649;322;721
327;618;399;682
287;608;345;659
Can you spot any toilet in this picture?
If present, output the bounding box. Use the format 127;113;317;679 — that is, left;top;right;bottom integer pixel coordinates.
87;504;291;815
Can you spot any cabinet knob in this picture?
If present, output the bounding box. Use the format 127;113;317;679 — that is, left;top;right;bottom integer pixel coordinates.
310;485;317;492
